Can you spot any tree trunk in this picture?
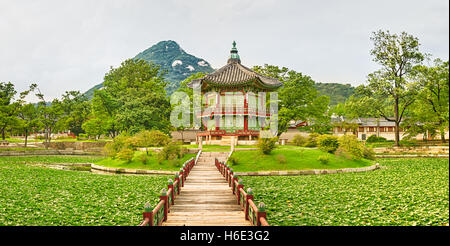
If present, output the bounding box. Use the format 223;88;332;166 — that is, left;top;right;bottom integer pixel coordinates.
441;131;446;144
1;129;5;140
394;97;400;147
24;129;28;148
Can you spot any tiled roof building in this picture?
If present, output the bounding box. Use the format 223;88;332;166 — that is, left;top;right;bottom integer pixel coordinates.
188;41;282;146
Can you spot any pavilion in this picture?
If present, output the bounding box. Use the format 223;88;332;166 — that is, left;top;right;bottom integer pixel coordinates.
188;41;282;146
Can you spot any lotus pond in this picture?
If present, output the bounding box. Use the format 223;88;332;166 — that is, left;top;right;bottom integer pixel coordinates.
242;158;449;226
0;156;169;226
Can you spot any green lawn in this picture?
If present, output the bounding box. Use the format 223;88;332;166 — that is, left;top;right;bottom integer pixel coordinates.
0;156;169;226
242;158;449;226
95;151;197;171
228;149;373;172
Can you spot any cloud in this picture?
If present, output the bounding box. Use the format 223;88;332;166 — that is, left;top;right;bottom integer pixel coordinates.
0;0;448;101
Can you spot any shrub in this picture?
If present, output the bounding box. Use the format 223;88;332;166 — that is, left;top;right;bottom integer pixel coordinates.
363;146;376;160
292;134;307;146
366;135;387;143
335;148;352;160
257;137;277;155
157;143;184;163
138;152;149;164
116;148;134;163
168;159;181;168
76;133;88;141
56;135;71;140
317;155;330;164
134;130;170;147
317;135;339;153
103;135;132;158
305;133;320;147
227;156;239;166
337;135;364;160
276;154;287;164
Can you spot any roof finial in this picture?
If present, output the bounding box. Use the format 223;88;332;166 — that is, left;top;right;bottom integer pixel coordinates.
228;40;240;64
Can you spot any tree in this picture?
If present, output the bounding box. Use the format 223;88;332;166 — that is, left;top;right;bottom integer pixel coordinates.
402;59;449;142
92;59;171;136
35;88;64;144
17;103;41;147
173;72;206;142
353;30;424;146
91;89;120;138
82;117;105;140
59;91;91;136
253;65;330;135
0;82;36;140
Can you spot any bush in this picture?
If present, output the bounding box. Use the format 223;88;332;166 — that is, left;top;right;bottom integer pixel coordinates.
305;133;320;147
134;130;170;147
363;146;376;160
168;159;181;168
138;152;150;164
276;154;287;164
317;135;339;153
292;134;307;146
366;135;387;143
227;156;239;166
317;155;330;164
157;143;184;163
116;148;134;163
56;135;72;140
257;137;277;155
337;135;364;160
103;135;132;158
76;133;88;141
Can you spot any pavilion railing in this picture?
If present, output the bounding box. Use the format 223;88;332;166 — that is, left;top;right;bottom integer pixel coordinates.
139;151;200;226
215;158;269;226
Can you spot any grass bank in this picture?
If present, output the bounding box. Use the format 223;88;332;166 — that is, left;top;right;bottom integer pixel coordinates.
95;151;196;171
228;149;373;172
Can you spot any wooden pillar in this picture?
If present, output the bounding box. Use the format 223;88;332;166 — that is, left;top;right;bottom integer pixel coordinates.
244;92;248;131
216;92;220;130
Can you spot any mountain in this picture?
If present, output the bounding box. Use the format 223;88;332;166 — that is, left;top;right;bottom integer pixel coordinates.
84;40;214;98
314;82;355;106
83;40;355;105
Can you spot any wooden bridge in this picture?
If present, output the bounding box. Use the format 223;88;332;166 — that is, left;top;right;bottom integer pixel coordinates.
164;152;251;226
139;151;268;227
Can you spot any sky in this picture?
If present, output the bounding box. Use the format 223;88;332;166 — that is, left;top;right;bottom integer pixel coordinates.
0;0;448;101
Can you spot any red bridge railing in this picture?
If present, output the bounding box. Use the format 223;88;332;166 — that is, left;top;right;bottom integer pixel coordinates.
215;158;269;226
139;155;197;226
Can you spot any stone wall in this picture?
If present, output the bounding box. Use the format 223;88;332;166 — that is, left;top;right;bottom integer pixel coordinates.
0;150;99;156
373;146;449;154
43;141;107;152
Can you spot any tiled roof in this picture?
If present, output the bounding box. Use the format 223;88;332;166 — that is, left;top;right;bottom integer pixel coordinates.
331;116;399;127
188;62;282;89
188;42;282;89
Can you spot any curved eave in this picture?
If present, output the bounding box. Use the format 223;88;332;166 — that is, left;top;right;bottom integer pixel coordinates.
193;78;281;91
